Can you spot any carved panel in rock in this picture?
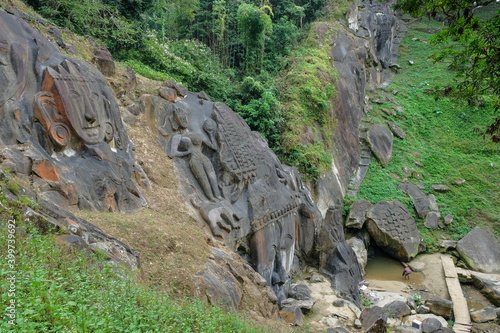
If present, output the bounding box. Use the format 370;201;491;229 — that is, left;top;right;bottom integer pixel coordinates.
0;11;146;214
145;89;321;302
366;200;420;261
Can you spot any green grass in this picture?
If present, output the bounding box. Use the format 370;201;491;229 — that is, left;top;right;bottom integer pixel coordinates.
355;18;500;245
278;24;338;181
124;59;173;82
0;179;270;332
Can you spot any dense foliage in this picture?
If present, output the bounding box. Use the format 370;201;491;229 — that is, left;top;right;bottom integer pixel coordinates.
394;0;500;142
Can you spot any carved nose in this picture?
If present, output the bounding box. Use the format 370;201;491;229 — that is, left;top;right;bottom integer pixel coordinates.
85;110;96;124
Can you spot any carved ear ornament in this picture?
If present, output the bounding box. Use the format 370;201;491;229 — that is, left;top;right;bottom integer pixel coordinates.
49;122;71;147
35;91;71;148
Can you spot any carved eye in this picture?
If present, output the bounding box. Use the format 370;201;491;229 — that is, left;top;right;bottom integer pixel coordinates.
90;92;100;103
280;234;294;251
69;90;81;100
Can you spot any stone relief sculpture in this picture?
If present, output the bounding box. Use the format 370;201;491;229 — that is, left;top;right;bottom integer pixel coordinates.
144;89;322;302
0;10;147;213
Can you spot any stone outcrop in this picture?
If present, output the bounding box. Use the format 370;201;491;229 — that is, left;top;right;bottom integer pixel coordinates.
195;247;280;318
0;10;147;214
367;124;394;168
2;176;139;269
346;199;371;229
425;298;453;318
471;271;500;306
398;182;430;218
360;306;388;333
457;227;500;273
319;204;363;306
316;0;406;211
366;200;420;261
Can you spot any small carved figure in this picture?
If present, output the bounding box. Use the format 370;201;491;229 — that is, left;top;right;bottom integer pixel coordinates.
169;133;222;201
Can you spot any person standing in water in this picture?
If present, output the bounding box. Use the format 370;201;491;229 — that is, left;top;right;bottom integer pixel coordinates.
402;266;412;280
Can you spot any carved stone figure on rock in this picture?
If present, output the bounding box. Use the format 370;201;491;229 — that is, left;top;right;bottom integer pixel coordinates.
146;90;322;303
169;133;222;201
0;10;147;213
35;60;114;150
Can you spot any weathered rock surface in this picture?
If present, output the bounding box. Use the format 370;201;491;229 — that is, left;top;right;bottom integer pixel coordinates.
388;121;406;139
384;300;411;318
0;10;146;214
346;200;371;229
316;0;406;212
421;317;443;332
288;284;312;300
280;306;304;327
360;306;388;333
367;124;394;168
195;247;280;318
470;307;497;323
457;227;500;273
347;236;368;273
424;212;440;229
425;298;453;318
280;298;315;313
4;179;139;269
319;204;363;306
471;271;500;306
398;183;430;218
366;201;420;261
405;314;448;328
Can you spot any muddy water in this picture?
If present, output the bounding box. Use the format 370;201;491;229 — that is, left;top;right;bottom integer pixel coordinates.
364;254;426;290
364;253;495;310
462;284;492;311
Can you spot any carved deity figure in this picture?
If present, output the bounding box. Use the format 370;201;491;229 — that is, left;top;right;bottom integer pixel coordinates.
35;60;114;150
168;113;221;201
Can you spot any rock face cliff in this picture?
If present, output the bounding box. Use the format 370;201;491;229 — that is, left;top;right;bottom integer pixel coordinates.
316;0;406;213
0;0;406;318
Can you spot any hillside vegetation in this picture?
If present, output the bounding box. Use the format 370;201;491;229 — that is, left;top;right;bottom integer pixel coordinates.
349;16;500;249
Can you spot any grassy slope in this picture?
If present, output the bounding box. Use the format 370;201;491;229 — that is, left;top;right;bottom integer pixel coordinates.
0;180;273;332
353;18;500;249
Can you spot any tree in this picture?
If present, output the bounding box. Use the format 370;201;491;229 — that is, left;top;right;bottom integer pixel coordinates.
237;3;273;75
394;0;500;142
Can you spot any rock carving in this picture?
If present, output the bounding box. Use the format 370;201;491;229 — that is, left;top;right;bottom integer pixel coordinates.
0;10;147;213
145;90;321;303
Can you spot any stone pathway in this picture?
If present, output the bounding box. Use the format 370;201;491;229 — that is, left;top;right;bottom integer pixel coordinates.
441;255;472;333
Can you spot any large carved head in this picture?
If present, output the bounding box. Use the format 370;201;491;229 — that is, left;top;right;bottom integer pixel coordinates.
251;214;297;301
35;60;113;150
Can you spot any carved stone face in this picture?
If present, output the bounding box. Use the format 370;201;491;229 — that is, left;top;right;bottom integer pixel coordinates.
251;215;296;299
35;60;113;148
173;107;188;129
